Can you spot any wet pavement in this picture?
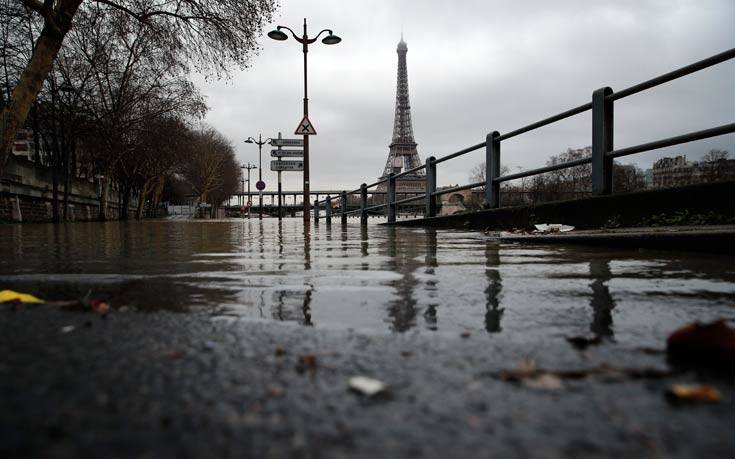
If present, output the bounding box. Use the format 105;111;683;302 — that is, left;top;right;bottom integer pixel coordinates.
1;219;734;457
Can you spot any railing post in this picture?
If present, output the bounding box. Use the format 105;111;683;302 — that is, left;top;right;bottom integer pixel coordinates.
592;87;614;195
425;156;437;218
325;195;332;224
313;199;319;224
484;131;501;208
387;173;396;223
341;191;347;224
360;183;368;225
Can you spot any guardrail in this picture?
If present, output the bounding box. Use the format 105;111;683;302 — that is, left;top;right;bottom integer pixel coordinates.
314;48;735;225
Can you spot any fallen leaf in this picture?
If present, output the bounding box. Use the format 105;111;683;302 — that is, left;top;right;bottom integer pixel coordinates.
90;300;109;313
0;290;44;304
348;376;387;396
666;384;722;403
523;373;564;390
296;354;318;373
667;319;735;370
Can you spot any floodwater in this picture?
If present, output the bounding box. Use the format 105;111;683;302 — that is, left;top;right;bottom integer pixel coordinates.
1;219;734;346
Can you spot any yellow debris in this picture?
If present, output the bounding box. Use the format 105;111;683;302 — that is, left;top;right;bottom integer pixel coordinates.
0;290;44;304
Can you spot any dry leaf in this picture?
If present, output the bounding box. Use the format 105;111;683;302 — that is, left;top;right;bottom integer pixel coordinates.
667;384;722;403
523;374;564;390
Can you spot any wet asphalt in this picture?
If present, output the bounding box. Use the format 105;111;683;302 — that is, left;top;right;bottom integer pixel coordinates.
1;306;734;459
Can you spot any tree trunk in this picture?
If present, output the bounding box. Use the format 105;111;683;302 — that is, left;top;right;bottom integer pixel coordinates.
98;177;108;221
151;175;166;217
0;1;83;176
135;180;151;220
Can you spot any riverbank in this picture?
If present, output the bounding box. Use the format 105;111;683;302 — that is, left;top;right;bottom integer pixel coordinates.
1;306;734;458
392;181;735;234
494;224;735;253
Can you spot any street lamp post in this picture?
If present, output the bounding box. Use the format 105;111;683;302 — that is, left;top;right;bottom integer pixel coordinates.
245;135;273;220
268;19;341;222
241;162;257;218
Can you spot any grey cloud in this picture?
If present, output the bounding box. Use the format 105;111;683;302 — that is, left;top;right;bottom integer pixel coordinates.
195;0;734;191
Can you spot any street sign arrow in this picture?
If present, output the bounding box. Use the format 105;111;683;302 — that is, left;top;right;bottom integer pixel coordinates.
271;160;304;172
270;138;304;147
270;149;303;158
294;115;317;136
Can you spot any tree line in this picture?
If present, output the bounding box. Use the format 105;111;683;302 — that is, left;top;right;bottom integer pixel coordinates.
1;0;278;220
468;146;730;208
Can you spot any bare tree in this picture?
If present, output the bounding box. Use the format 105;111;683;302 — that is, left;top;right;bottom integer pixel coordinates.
1;0;278;176
700;149;730;183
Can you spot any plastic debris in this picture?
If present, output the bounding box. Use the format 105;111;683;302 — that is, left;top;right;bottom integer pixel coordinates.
667;319;735;370
61;325;75;334
0;290;44;304
348;376;387;396
533;224;575;233
666;384;722;403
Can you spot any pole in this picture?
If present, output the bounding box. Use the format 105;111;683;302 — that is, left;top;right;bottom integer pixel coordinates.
277;132;283;220
258;134;263;219
302;18;310;223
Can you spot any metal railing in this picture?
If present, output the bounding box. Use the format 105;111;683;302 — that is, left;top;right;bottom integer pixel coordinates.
314;48;735;225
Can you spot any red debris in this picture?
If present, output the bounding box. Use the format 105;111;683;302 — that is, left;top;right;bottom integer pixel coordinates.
666;319;735;370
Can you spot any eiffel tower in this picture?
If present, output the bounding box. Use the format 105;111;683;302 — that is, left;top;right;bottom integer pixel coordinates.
379;35;425;193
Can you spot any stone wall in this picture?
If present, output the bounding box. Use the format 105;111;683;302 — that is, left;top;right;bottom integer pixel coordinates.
1;156;137;223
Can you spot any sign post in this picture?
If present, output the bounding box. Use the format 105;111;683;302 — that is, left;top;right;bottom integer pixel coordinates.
270;136;305;220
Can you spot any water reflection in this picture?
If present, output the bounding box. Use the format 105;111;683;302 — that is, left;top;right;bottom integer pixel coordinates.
589;259;616;339
383;226;421;332
484;242;504;333
1;220;734;342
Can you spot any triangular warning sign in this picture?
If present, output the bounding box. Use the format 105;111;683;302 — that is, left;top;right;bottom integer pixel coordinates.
294;115;317;136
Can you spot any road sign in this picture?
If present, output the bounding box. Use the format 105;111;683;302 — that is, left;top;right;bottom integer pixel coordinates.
294;115;317;135
270;138;303;147
256;180;266;191
270;149;303;158
271;160;304;172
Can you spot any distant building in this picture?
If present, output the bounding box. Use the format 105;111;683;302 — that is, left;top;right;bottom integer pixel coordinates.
652;155;735;188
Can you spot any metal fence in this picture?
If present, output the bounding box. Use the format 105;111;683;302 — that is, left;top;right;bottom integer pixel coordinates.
315;48;735;225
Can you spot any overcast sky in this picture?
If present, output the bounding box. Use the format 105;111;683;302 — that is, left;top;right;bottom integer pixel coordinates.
195;0;734;192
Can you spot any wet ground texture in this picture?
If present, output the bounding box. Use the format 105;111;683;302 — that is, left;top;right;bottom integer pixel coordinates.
1;220;734;458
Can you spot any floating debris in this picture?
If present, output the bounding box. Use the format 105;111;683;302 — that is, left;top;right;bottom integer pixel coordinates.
533;224;575;233
60;325;75;334
666;384;722;403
